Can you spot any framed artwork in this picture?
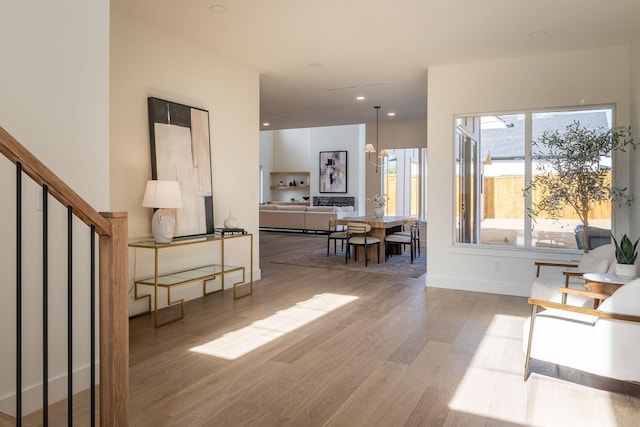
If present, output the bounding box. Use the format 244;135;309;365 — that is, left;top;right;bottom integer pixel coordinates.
148;97;214;237
319;150;347;193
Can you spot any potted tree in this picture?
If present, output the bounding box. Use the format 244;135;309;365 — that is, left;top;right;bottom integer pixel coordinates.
525;121;635;253
611;234;638;278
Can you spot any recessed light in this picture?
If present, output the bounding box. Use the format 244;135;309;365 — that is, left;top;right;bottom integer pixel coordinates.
209;4;227;13
262;122;270;127
529;30;548;38
387;112;396;117
356;96;365;101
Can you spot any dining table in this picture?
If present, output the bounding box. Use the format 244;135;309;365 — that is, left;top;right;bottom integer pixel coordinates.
335;215;416;262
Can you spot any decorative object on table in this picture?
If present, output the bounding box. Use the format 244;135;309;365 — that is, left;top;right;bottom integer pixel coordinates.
319;150;347;193
223;210;239;229
524;121;635;253
214;227;247;237
368;194;388;218
300;180;304;185
363;106;389;173
612;233;639;278
302;196;310;201
142;180;183;243
148;97;214;238
290;197;295;202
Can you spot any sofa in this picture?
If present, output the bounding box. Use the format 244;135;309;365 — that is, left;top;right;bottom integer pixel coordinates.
259;204;355;232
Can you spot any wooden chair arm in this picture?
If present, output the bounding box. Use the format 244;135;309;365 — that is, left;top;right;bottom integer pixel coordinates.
528;298;640;322
562;271;584;277
534;261;579;277
560;270;586;287
557;287;610;301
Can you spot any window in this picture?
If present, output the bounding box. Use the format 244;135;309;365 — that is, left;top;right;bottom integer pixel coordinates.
454;107;615;250
383;148;427;221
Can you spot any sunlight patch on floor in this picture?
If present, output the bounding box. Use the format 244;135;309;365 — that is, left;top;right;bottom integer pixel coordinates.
190;293;358;360
446;313;618;426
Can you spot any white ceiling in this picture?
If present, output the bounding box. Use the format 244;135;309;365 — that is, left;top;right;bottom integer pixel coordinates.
112;0;640;130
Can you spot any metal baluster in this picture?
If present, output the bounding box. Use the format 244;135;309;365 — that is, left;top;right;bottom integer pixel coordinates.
90;225;96;427
42;184;49;425
16;163;22;426
67;206;73;426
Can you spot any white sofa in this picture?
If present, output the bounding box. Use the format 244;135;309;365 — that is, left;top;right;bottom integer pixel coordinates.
524;277;640;382
259;204;355;232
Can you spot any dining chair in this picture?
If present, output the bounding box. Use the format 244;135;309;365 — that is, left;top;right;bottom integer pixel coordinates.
387;221;420;259
327;218;349;256
384;228;414;263
345;222;380;266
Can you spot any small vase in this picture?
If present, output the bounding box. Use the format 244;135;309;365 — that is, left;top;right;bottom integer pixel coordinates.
223;210;239;229
615;263;637;279
374;207;384;218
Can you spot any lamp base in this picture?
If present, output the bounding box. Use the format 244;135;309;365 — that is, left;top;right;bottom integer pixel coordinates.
151;208;176;243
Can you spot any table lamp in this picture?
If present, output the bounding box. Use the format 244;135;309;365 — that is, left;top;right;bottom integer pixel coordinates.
142;180;183;243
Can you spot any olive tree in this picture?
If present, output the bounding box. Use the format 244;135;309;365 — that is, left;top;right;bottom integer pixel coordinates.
525;121;635;253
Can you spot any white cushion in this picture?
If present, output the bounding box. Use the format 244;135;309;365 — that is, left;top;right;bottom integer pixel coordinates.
349;236;380;244
587;244;617;273
306;206;334;212
577;254;609;273
597;278;640;317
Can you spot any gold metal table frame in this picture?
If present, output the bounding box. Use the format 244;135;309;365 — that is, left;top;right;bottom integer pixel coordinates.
129;233;253;327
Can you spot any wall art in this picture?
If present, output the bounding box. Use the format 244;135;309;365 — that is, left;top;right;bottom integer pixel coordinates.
148;97;214;237
319;150;347;193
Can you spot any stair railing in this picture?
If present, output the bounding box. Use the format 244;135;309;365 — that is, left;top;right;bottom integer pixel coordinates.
0;126;129;426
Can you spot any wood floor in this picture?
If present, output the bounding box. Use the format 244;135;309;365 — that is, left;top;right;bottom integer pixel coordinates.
25;231;640;426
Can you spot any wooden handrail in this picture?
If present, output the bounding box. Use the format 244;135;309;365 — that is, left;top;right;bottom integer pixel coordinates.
1;126;129;425
0;126;111;236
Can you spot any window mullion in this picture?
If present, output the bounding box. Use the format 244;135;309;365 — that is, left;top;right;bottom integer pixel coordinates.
524;112;533;248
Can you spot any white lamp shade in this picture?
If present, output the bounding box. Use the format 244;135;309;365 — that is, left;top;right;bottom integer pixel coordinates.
364;143;376;153
379;149;389;158
142;180;183;209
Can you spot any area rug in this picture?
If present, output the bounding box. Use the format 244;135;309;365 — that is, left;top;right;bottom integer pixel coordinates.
270;247;426;278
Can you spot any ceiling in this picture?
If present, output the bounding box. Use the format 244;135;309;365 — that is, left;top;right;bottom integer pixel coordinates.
112;0;640;130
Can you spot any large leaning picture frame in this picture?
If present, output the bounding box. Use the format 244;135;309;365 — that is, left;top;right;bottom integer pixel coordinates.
148;97;214;237
319;150;347;193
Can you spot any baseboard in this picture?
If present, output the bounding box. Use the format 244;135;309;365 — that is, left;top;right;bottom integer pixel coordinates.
0;363;97;417
425;274;530;297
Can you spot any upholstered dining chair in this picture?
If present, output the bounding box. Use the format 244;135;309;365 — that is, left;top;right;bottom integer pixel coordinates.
345;222;380;266
327;218;349;256
384;228;414;263
386;221;420;261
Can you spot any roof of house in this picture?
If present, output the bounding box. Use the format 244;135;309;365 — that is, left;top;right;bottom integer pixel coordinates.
480;110;611;160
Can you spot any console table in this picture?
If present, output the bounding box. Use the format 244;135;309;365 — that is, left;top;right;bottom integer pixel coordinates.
129;233;253;327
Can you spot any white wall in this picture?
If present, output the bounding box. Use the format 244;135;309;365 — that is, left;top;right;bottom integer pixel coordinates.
261;125;363;208
0;0;110;415
364;118;427;215
259;132;274;203
630;37;640;239
426;46;634;297
110;11;260;316
262;119;426;214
